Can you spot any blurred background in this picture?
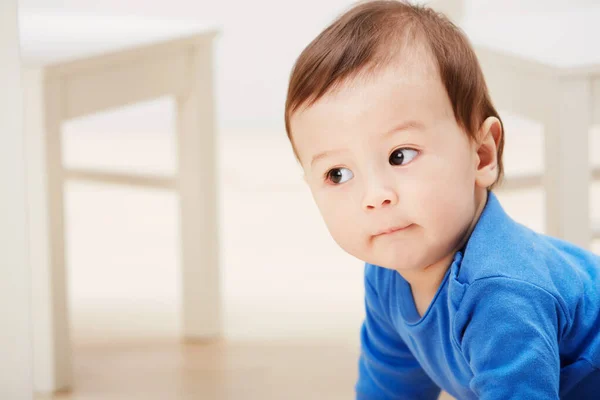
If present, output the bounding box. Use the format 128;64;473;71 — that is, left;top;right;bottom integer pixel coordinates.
7;0;600;399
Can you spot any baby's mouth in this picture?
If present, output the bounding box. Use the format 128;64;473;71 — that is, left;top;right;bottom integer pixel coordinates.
373;224;413;237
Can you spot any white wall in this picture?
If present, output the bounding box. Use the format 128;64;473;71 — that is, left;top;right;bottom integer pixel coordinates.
0;1;34;398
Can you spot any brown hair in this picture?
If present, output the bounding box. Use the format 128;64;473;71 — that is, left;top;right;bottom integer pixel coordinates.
284;0;504;187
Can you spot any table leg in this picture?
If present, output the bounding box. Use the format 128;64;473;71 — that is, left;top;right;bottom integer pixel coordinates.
0;2;34;398
176;41;222;339
24;69;72;392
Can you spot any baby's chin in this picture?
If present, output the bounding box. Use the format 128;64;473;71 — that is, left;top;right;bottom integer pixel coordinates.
331;235;406;267
344;246;428;271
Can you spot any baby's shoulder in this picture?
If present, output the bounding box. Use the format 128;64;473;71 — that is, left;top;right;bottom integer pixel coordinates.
454;229;600;332
458;222;599;296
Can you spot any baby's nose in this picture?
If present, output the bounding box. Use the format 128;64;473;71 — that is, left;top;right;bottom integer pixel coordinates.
362;184;398;210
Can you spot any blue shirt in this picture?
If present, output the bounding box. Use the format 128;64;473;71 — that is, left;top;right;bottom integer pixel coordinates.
356;192;600;399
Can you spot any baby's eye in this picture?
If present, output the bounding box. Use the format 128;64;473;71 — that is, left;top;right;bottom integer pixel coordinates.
389;148;419;166
325;167;354;185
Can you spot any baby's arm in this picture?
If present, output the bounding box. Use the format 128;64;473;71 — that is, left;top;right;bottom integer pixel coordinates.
456;277;564;399
356;270;441;400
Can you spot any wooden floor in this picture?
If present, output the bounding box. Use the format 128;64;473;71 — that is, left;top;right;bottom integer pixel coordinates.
36;339;453;400
37;339;360;400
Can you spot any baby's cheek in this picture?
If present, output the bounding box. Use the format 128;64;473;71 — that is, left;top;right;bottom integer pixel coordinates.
327;225;364;260
421;187;469;235
320;209;366;257
316;201;353;241
414;182;457;219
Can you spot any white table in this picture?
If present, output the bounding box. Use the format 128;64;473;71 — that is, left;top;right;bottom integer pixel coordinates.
461;6;600;248
20;10;222;393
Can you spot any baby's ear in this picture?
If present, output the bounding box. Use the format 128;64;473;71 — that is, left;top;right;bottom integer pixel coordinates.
475;117;502;188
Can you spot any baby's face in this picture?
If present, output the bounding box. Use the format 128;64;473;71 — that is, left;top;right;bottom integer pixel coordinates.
290;60;482;272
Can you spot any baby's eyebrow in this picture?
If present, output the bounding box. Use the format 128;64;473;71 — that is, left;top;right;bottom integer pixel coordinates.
382;120;424;138
310;148;345;168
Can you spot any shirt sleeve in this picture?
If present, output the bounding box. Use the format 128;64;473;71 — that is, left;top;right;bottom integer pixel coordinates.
455;277;565;399
356;268;441;400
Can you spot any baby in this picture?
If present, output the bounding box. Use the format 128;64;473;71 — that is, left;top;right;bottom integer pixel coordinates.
284;1;600;399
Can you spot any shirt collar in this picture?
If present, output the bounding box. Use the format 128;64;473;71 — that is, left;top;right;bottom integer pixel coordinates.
456;191;529;283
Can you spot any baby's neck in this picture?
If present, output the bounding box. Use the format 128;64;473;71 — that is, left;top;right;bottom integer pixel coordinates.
402;252;456;307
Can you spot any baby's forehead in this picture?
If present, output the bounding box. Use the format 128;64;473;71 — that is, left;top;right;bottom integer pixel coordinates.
292;73;452;154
